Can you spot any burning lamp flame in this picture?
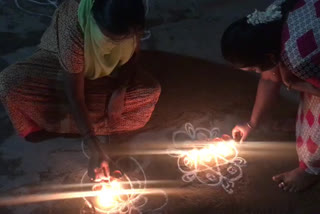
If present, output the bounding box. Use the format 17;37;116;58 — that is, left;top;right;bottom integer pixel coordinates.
214;142;234;157
171;123;247;194
94;181;122;209
92;180;128;212
185;141;235;166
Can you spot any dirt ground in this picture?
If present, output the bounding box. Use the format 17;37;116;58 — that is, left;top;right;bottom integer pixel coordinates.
1;0;320;213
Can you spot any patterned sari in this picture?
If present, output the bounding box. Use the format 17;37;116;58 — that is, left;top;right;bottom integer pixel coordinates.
281;0;320;174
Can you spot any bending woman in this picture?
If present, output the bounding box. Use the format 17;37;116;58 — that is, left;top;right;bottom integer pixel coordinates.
221;0;320;192
0;0;161;180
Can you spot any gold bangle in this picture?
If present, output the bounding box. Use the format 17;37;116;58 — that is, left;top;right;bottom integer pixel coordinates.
246;122;254;129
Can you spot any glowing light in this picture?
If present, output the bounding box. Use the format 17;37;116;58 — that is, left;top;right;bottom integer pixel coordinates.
86;175;138;214
169;123;247;194
94;181;121;209
215;142;234;157
184;141;235;167
81;157;168;214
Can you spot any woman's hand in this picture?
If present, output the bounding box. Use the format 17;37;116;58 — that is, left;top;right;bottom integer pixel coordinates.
86;136;110;181
231;69;281;144
232;123;253;143
88;157;110;182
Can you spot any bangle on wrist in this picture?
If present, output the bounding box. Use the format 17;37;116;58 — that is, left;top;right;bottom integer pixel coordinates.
246;122;255;129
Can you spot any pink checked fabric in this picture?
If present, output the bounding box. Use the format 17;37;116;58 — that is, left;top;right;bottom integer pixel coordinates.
281;0;320;175
281;0;320;86
296;94;320;175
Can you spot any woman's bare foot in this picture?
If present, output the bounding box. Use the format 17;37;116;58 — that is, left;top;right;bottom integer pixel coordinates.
272;167;319;192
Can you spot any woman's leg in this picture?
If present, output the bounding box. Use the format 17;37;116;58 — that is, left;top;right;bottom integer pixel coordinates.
87;70;161;135
0;49;69;140
296;93;320;175
273;93;320;192
0;49;161;141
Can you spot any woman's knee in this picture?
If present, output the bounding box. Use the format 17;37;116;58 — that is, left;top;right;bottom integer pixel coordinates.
0;66;15;98
0;63;29;98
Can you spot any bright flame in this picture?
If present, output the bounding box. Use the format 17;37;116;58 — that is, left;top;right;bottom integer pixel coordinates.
94;181;122;209
185;141;235;166
214;142;233;157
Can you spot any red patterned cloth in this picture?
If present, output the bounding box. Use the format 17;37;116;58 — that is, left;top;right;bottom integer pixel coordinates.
0;50;161;138
281;0;320;175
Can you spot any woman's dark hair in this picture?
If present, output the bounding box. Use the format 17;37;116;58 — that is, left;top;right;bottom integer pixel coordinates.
92;0;145;36
221;0;297;70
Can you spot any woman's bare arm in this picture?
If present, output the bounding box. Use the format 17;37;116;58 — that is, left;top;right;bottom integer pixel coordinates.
279;62;320;97
249;67;282;127
64;72;92;136
63;72;106;156
232;67;282;142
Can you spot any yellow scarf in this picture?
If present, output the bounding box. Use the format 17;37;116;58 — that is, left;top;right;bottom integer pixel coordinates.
78;0;137;80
